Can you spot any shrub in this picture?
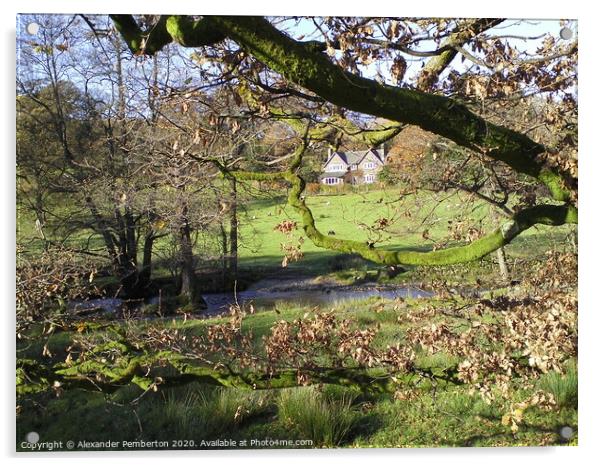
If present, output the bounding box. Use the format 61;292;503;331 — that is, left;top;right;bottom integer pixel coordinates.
377;165;399;185
16;245;101;335
306;182;321;195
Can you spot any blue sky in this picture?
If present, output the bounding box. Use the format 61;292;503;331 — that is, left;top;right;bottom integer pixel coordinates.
281;17;576;84
16;15;577;107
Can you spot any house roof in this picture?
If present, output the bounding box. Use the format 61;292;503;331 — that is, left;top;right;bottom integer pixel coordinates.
323;148;386;168
319;171;347;179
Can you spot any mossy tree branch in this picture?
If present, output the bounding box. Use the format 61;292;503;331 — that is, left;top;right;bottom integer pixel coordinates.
17;351;458;397
109;15;576;267
110;15;574;202
204;16;572;202
248;20;500;151
236;83;403;148
226;141;577;267
268;107;403;148
110;15;225;54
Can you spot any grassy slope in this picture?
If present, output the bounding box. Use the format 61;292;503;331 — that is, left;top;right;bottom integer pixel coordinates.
233;187;574;276
16;188;577;449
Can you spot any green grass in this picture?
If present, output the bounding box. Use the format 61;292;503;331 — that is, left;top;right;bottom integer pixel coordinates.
236;189;485;273
18;187;576;282
355;386;577;447
538;360;578;409
17;296;577;449
16;384;273;450
17;367;577;450
277;386;359;447
142;385;273;441
236;189;574;269
16;187;577;449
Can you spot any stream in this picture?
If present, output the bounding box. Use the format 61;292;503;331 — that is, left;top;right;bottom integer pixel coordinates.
201;280;433;314
68;278;435;319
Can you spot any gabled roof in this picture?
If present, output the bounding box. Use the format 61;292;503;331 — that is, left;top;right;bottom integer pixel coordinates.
323;151;348;168
319;172;347;179
323;148;386;168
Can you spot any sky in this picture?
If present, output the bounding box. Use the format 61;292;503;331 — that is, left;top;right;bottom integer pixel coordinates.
16;15;578;96
283;17;577;84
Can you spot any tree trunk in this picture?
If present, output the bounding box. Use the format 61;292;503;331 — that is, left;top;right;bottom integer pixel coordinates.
84;195;142;296
33;192;49;250
139;229;155;286
178;205;198;305
220;222;228;288
113;207;152;297
487;183;510;282
228;178;238;281
496;247;509;282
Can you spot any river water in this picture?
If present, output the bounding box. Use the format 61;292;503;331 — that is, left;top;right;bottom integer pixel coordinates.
201;283;432;314
68;278;434;318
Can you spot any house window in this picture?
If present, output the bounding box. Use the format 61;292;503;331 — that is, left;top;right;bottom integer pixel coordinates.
327;164;345;172
350;164;358;170
364;174;375;183
364;162;376;170
323;177;342;185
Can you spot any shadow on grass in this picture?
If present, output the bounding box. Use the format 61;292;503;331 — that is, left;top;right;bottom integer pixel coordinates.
244;195;288;210
445;419;577;447
238;250;354;277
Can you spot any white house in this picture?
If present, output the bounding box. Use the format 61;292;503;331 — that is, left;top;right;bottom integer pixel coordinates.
320;148;387;185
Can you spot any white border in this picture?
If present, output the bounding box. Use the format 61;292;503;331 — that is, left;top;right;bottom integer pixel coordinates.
2;1;599;465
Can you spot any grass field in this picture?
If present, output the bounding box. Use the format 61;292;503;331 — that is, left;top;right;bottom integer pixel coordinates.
232;188;575;283
17;295;578;449
17;186;575;284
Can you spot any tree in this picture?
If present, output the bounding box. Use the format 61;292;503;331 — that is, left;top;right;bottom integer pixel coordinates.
17;15;164;297
109;15;577;267
16;16;579;415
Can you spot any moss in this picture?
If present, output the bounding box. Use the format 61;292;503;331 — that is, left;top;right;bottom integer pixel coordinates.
226;139;577;268
539;169;573;202
266;106;402;147
283;160;576;266
109;15;172;55
110;15;577;266
111;15;223;54
165;16;225;47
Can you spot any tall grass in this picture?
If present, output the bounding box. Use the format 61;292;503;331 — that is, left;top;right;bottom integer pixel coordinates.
277;387;358;447
147;385;271;439
197;388;270;437
539;359;578;408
